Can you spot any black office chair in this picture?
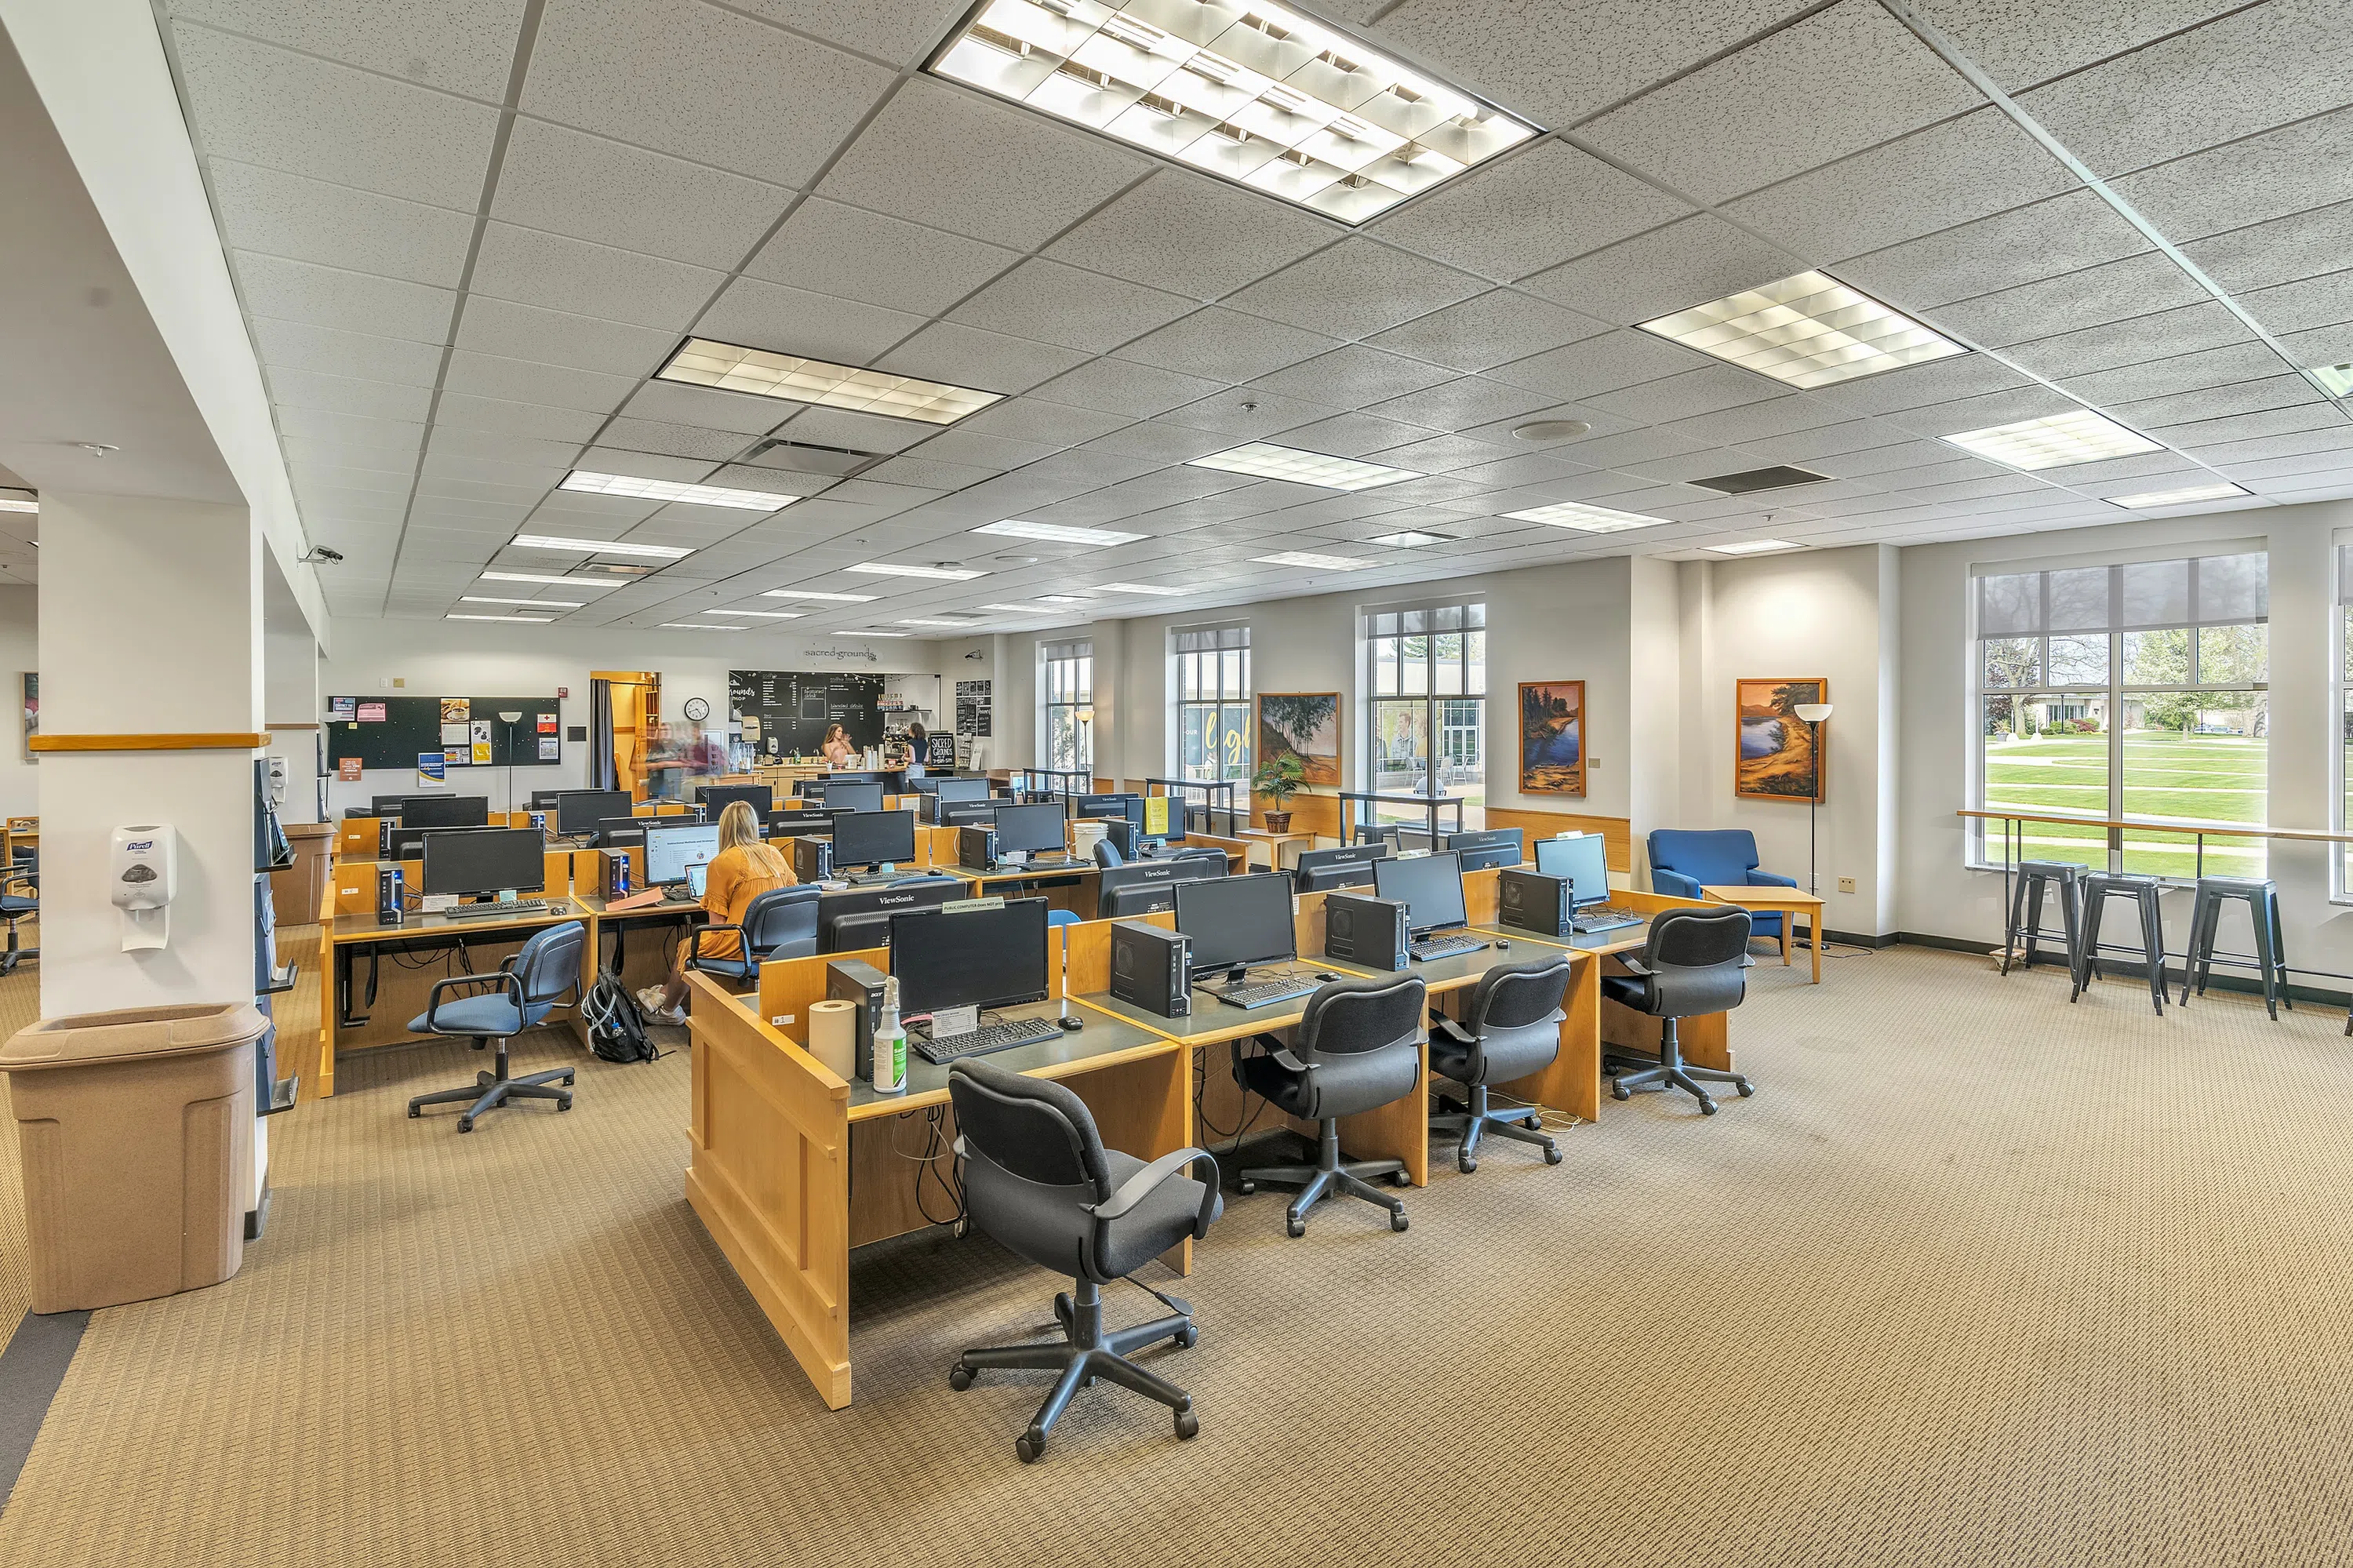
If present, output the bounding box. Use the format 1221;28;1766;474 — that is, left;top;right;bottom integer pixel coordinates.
1353;822;1403;850
1429;955;1573;1172
686;884;819;989
1234;973;1425;1235
945;1058;1220;1463
0;849;36;976
407;919;586;1133
1602;907;1755;1115
1093;837;1124;868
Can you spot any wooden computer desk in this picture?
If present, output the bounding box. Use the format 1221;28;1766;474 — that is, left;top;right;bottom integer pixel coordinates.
1700;886;1826;983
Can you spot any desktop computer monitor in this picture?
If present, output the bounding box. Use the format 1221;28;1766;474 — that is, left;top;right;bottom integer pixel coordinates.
1293;842;1388;890
1173;872;1297;980
888;898;1051;1015
933;777;990;805
1446;828;1524;872
993;800;1067;857
1374;852;1469;937
421;826;546;897
700;783;773;822
817;877;962;951
528;788;571;809
370;793;413;817
645;819;722;886
1077;793;1142;824
556;789;633;835
764;812;832;839
823;781;885;815
1533;835;1611;907
829;809;915;871
592;818;647;850
401;795;489;830
938;801;998;829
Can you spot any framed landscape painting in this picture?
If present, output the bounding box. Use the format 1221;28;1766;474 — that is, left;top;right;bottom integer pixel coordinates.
1257;692;1341;786
1518;680;1585;796
1735;678;1827;801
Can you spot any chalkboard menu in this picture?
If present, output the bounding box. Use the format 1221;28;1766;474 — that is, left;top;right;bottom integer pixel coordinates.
955;678;992;739
729;670;886;759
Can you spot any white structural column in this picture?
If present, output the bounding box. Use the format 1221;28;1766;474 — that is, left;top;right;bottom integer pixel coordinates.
263;622;322;826
38;492;262;1017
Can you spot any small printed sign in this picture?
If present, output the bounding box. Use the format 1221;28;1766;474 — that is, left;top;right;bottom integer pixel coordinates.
358;702;387;722
337;756;362;782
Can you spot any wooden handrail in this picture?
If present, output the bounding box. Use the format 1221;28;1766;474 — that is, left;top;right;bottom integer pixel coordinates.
30;731;268;752
1955;808;2353;845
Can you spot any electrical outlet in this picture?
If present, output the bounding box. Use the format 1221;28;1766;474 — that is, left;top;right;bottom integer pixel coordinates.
1838;876;1857;894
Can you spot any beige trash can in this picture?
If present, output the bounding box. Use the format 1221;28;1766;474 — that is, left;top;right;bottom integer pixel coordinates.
1;1001;267;1313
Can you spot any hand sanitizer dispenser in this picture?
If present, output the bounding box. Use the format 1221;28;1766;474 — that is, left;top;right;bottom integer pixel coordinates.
111;824;177;951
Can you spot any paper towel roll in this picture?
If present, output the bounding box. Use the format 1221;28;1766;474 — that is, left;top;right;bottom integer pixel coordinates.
809;999;856;1081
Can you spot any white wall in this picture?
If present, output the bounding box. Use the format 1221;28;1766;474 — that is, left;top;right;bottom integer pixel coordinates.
0;585;38;817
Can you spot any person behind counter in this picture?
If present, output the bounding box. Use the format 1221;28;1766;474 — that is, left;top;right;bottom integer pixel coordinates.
637;800;795;1024
819;722;855;769
901;719;928;779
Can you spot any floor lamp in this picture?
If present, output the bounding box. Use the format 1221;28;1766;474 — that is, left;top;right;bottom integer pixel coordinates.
1793;702;1833;955
497;710;523;817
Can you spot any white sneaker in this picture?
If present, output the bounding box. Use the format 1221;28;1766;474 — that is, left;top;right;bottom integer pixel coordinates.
653;1005;688;1028
635;987;667;1015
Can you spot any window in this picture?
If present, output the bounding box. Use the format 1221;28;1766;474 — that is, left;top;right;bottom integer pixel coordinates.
1973;551;2267;879
1042;638;1092;773
2337;545;2353;897
1175;624;1250;784
1366;600;1486;831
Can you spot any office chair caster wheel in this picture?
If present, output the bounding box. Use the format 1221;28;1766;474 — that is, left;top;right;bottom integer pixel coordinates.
1286;1217;1306;1238
458;1117;475;1133
1389;1169;1412;1188
408;1107;421;1119
1016;1428;1046;1464
1175;1407;1199;1440
1522;1114;1543;1131
1238;1179;1257;1195
1698;1097;1718;1115
558;1096;573;1111
1390;1211;1409;1232
1612;1081;1631;1101
1543;1145;1563;1165
953;1217;971;1240
1173;1322;1198;1350
1737;1081;1755;1097
1457;1151;1477;1173
477;1071;495;1086
948;1364;974;1392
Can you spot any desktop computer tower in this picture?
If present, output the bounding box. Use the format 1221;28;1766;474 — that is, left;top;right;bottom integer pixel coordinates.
1109;921;1191;1017
1323;893;1409;972
599;849;632;900
826;958;889;1081
1497;869;1573;938
793;835;834;882
957;824;998;871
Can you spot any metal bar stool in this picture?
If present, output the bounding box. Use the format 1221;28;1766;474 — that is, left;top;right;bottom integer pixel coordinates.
2180;875;2290;1019
2002;860;2085;976
2072;871;2167;1015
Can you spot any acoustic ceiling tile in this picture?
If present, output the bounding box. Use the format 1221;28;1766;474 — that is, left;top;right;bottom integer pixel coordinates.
2242;269;2353;338
877;322;1091;395
267;366;437;424
773;405;939;454
2107;105;2353;243
1838;189;2151;313
1366;289;1613;374
489;118;793;271
1802;351;2030;417
1918;252;2209;348
1879;384;2081;439
1161;387;1343;439
2179;199;2353;297
746;198;1020;318
728;0;971;65
2055;341;2296;409
453;296;678;378
237;251;457;344
1486;328;1707;401
1043;169;1337;304
1276;413;1448;460
170;0;529;99
955;398;1130;447
617;379;787;437
1248;346;1458;408
249;317;447;385
1223;241;1489;341
569;449;717;482
1362;375;1555;430
1910;0;2246;92
1117;307;1340;382
1369;139;1689;283
1077;423;1242;464
692;275;926;366
2108;373;2329;430
1999;302;2259;384
1519;214;1800;326
2143;401;2347;449
469;222;723;333
208;160;476;287
432;391;605;443
947;259;1197;355
1031;358;1229;419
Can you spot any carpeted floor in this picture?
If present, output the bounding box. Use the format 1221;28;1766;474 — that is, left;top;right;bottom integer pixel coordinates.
5;940;2353;1565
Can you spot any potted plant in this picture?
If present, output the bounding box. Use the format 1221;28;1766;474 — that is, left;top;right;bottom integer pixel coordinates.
1253;752;1307;833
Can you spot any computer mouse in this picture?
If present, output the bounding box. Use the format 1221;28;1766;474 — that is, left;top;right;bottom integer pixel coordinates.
1495;938;1511;949
1056;1014;1085;1031
1317;972;1342;982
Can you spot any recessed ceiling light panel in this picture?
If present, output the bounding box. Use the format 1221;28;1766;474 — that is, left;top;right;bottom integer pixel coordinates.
1366;529;1457;547
1639;271;1966;389
558;471;798;511
1502;501;1664;533
1940;409;2162;471
2311;361;2353;398
659;623;747;631
929;0;1538;224
972;519;1145;545
0;498;37;515
658;338;999;424
1189;442;1422;491
1095;581;1185;595
511;533;694;559
480;570;620;589
707;608;805;618
446;613;550;623
762;589;877;602
1705;539;1802;555
2107;482;2252;510
846;562;987;580
1254;551;1367;570
461;595;581;609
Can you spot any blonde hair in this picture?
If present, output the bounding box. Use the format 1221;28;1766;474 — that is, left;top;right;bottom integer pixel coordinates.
717;800;791;879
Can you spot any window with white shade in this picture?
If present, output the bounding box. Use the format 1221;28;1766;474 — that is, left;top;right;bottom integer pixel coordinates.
1366;599;1486;831
1973;550;2268;879
1042;638;1093;772
1174;624;1249;784
2337;544;2353;899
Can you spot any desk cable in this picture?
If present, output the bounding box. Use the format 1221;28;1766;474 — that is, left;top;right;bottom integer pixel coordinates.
886;1106;965;1230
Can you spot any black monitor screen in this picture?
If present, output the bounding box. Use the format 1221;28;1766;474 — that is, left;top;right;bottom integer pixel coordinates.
1102;882;1182;918
1077;793;1142;824
830;809;916;868
889;898;1050;1014
700;784;774;823
994;800;1067;856
939;802;998;829
1296;843;1389;878
824;781;885;815
817;878;962;950
1174;872;1296;976
1375;851;1469;936
421;827;546;897
370;794;412;817
1534;835;1611;906
646;820;722;885
556;789;633;835
933;777;990;805
593;818;646;849
402;795;489;829
1448;828;1525;872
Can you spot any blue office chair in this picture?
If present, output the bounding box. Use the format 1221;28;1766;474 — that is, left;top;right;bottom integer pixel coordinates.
0;849;36;976
407;919;586;1133
1093;837;1124;868
1646;829;1795;940
687;884;820;990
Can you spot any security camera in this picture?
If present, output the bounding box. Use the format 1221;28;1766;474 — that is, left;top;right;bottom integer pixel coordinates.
963;650;985;660
299;545;344;565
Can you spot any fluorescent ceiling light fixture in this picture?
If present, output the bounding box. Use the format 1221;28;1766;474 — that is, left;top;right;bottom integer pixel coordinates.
1038;594;1086;604
846;562;987;580
2107;482;2252;510
1704;539;1803;555
0;499;36;515
707;608;804;618
1503;500;1665;533
558;471;797;512
900;618;979;628
762;589;876;602
840;631;908;638
979;602;1060;613
657;337;999;425
971;518;1145;545
446;613;549;624
929;0;1537;224
462;595;581;609
660;623;745;631
511;533;693;559
2312;361;2353;398
1189;442;1421;491
1095;581;1185;595
1940;409;2161;471
1638;271;1965;390
479;570;620;589
1366;529;1457;547
1253;551;1368;570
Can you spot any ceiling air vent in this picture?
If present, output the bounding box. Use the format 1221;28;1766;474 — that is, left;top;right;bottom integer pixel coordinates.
744;438;881;478
1687;465;1833;495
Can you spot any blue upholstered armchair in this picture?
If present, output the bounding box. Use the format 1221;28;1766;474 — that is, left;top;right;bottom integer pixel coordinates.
1646;830;1795;939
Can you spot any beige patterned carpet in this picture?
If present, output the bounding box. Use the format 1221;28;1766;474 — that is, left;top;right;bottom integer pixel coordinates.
5;939;2353;1565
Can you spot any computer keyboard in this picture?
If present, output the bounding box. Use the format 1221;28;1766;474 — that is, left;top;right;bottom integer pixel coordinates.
444;899;551;920
911;1017;1064;1064
1408;932;1488;961
1212;977;1319;1010
1573;905;1645;933
661;884;698;903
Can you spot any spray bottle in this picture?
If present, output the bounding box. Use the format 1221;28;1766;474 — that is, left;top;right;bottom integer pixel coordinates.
872;974;907;1093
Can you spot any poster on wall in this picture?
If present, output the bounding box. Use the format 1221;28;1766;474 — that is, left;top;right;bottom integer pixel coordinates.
955;678;992;739
470;719;493;766
416;752;446;787
440;698;469;723
337;756;362;782
329;696;357;721
19;672;34;763
1518;681;1585;796
1735;678;1827;802
1257;693;1341;786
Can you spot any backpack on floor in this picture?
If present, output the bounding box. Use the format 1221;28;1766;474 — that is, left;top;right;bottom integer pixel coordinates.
583;966;661;1064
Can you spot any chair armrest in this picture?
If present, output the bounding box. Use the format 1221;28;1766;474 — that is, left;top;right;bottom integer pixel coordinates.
1739;954;1758;968
1745;870;1799;889
1651;868;1700;900
688;923;744;962
1090;1146;1221;1237
1615;955;1654;977
3;868;35;893
424;969;522;1024
1429;1015;1474;1047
